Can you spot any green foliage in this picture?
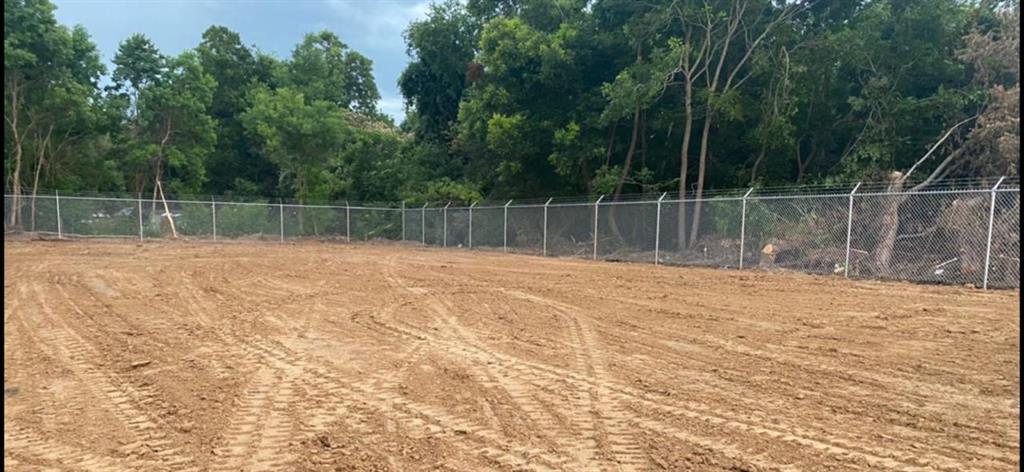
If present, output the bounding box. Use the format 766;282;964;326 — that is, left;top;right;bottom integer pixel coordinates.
399;0;478;142
287;31;380;114
241;87;349;202
410;178;483;203
591;165;621;195
5;0;1020;212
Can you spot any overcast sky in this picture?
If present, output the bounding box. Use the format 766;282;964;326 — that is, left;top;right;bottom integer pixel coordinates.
53;0;433;122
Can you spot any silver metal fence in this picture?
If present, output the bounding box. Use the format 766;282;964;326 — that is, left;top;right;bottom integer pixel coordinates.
5;179;1020;289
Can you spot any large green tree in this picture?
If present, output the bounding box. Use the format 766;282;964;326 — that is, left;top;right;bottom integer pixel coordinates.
110;38;216;196
286;31;380;115
5;0;105;227
241;87;349;204
196;26;279;196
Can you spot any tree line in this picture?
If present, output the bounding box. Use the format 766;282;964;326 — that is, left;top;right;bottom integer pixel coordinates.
5;0;1020;233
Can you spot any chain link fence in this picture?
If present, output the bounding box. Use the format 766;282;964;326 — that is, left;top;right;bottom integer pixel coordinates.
5;179;1020;289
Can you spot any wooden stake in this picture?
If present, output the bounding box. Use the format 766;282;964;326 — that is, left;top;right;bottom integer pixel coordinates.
156;180;178;239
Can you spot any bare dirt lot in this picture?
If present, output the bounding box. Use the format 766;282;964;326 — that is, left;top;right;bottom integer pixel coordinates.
3;240;1020;471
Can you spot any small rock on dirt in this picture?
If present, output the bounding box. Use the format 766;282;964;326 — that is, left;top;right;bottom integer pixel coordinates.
130;360;153;369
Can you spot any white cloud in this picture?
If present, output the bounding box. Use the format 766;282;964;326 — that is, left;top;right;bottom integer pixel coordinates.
326;0;430;49
378;95;406;122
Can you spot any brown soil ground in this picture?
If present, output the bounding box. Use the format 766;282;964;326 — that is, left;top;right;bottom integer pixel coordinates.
3;240;1020;471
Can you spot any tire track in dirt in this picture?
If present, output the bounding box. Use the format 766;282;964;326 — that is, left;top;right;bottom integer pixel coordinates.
174;270;556;471
292;373;407;471
401;264;876;469
239;335;571;471
358;307;797;471
582;288;1018;416
7;242;1015;471
442;263;1015;418
370;262;787;470
3;423;153;472
581;318;1019;467
471;284;648;470
381;255;600;468
357;299;978;472
499;287;989;472
379;259;796;470
210;367;300;471
445;287;643;471
436;314;594;467
569;315;648;470
21;284;197;471
419;264;1010;470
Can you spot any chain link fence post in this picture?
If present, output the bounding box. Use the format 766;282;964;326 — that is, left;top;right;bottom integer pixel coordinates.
503;200;512;252
401;201;406;242
654;192;667;265
443;201;451;248
55;190;62;239
844;182;862;277
279;199;284;243
983;176;1007;289
542;197;553;256
739;188;754;269
421;202;427;244
212;196;217;242
592;195;605;260
345;200;351;242
138;193;144;241
469;202;476;249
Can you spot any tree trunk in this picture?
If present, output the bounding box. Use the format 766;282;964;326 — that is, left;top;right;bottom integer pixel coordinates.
873;172;906;277
296;174;306;235
689;109;714;247
750;145;767;185
151;164;163;215
615;105;640;197
6;78;24;229
582;154;593;194
150;119;174;214
29;128;51;232
10;151;23;229
677;81;694;250
609;104;642;246
640;109;648;172
604;125;616;167
29;152;42;232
